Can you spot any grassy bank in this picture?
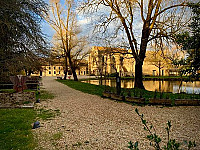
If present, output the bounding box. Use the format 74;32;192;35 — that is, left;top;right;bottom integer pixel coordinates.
57;79;200;100
0;89;55;150
120;88;200;100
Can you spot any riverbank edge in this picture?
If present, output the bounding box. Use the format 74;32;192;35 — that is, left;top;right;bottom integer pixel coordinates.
96;76;200;81
56;79;200;104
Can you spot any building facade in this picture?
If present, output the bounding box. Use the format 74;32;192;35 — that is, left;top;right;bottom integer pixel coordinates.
88;46;134;76
32;62;88;77
88;46;180;76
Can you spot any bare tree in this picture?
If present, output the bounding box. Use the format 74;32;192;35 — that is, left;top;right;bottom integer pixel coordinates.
47;0;87;81
146;49;172;76
80;0;191;89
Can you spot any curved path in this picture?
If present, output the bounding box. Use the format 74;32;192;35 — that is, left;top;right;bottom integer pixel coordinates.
34;77;200;149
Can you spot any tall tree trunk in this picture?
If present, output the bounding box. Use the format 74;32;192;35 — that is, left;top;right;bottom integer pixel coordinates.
68;53;78;81
63;55;68;80
134;60;145;89
134;26;149;89
71;66;78;81
28;69;32;76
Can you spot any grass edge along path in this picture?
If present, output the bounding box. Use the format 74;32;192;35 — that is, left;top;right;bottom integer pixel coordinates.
0;89;56;150
57;79;106;96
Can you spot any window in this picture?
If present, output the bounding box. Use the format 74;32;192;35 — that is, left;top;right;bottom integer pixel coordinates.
49;71;51;74
54;71;56;74
54;67;56;70
59;71;60;74
59;67;60;70
153;70;156;76
49;67;51;70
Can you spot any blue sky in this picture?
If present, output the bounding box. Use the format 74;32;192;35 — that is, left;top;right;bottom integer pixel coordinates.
41;20;55;41
40;0;143;47
41;0;90;42
41;0;54;41
41;0;191;49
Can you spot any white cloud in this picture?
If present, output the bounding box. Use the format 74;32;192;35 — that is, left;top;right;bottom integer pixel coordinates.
77;17;91;26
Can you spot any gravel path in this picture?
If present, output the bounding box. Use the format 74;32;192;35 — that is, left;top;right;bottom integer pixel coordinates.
34;77;200;150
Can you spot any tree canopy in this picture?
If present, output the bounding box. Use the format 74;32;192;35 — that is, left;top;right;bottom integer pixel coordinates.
176;2;200;79
0;0;48;80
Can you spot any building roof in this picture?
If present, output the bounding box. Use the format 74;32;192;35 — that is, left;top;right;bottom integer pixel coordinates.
91;46;128;54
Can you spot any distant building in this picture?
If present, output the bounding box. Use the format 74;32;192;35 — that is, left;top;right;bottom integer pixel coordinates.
33;46;183;77
88;46;134;76
32;61;88;77
38;64;65;77
88;46;181;76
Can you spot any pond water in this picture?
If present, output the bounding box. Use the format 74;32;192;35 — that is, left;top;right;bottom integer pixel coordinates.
82;79;200;94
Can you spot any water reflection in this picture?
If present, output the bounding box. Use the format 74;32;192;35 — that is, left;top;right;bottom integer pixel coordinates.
82;79;200;94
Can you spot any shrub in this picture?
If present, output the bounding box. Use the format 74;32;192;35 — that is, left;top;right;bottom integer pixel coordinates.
128;108;196;150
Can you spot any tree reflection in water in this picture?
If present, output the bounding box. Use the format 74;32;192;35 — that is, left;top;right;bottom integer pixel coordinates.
82;80;200;94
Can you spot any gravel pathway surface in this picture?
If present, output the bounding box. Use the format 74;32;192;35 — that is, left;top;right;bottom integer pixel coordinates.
34;77;200;150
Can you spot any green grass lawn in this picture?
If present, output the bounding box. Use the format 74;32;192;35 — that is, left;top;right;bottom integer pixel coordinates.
57;79;200;100
0;89;56;150
36;90;55;101
57;79;108;96
0;109;37;150
0;89;15;93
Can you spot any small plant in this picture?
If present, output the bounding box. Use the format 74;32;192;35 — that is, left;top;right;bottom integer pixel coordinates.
166;94;169;99
160;91;163;99
139;90;143;98
110;88;115;94
128;90;132;97
178;94;181;99
37;109;60;120
120;91;124;96
128;108;196;150
36;90;54;101
128;141;139;150
134;89;137;97
52;132;63;140
154;90;157;99
192;93;195;100
23;101;31;104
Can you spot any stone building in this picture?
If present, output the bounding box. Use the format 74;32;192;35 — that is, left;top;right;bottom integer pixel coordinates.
88;46;180;76
32;61;88;77
88;46;134;76
39;64;65;77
